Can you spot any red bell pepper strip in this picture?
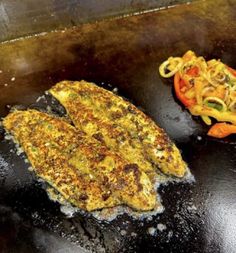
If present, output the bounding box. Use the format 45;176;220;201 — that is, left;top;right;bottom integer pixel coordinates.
186;66;199;77
174;72;196;107
207;122;236;138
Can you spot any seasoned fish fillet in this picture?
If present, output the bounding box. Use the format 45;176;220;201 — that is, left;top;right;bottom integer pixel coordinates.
3;110;156;211
51;85;156;182
50;81;187;178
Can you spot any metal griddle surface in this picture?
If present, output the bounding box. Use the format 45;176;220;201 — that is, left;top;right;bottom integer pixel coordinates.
0;0;236;252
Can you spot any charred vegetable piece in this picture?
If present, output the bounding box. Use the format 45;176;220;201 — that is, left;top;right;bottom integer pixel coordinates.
50;81;187;178
3;110;157;211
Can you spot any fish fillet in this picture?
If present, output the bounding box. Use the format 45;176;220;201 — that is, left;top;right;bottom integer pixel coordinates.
50;87;156;182
3;109;156;211
50;80;187;178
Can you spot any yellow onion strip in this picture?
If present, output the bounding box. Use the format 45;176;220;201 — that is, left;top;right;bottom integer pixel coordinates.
201;115;212;125
159;57;183;78
189;105;236;125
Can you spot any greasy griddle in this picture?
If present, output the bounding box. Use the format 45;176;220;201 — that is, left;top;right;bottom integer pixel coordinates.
0;0;236;252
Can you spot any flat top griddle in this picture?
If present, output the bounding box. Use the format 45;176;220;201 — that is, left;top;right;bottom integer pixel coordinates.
0;0;236;252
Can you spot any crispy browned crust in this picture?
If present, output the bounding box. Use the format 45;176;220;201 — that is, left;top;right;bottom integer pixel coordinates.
3;110;156;211
50;80;187;177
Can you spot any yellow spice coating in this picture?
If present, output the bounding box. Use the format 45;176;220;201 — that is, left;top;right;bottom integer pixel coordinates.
3;109;156;211
50;80;187;178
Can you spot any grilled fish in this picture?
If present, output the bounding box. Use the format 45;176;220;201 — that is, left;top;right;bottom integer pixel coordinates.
50;80;187;178
51;84;156;182
3;109;156;211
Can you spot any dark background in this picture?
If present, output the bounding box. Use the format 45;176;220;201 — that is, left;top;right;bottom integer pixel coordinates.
0;0;195;42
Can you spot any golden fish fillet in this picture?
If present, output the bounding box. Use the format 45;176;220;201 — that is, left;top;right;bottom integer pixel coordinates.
51;84;156;182
3;110;156;211
50;80;187;178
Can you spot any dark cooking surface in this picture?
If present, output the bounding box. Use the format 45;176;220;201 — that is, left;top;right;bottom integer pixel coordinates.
0;0;236;252
0;0;194;42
